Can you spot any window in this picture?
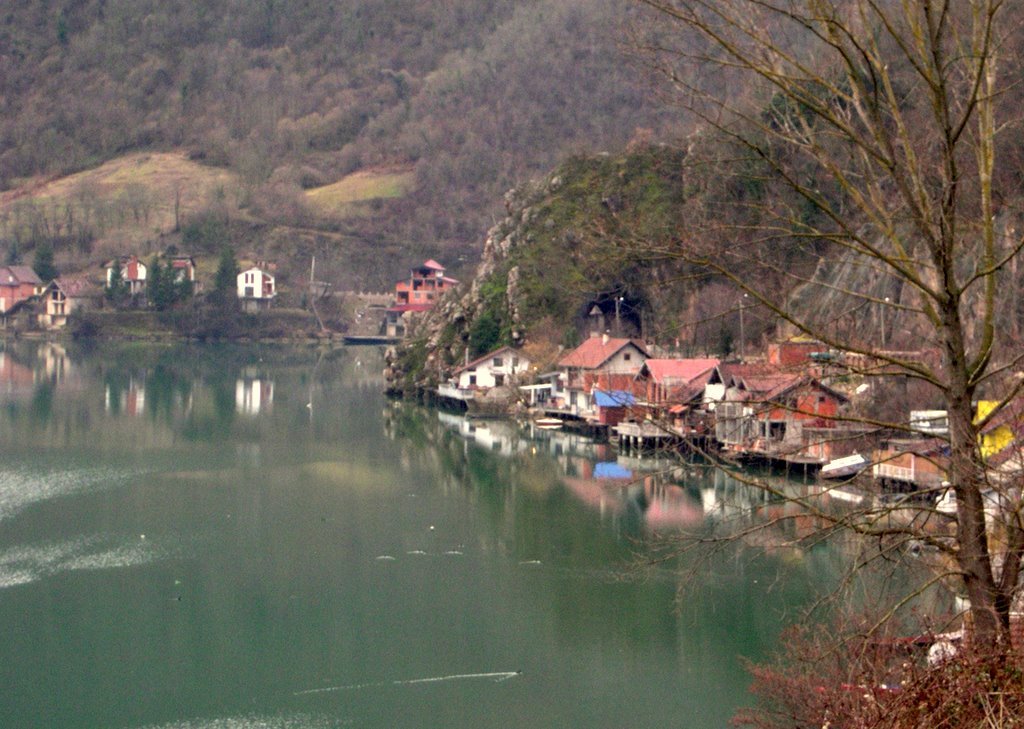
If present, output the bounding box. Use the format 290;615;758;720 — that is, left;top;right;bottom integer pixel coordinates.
469;375;477;386
512;357;519;368
493;357;503;367
624;353;631;361
494;374;505;386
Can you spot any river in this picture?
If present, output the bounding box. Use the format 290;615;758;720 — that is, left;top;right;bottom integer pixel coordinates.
0;341;848;728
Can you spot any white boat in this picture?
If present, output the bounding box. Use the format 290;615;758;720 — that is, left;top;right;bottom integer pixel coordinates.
534;417;563;430
820;453;868;479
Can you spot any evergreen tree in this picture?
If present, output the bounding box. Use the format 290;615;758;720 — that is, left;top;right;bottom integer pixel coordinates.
212;246;239;305
32;243;57;281
106;263;130;306
147;256;173;310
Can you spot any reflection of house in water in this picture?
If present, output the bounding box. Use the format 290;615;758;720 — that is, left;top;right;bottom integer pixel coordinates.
38;343;77;387
105;376;146;416
0;350;35;401
437;412;526;456
562;457;704;533
236;374;274;416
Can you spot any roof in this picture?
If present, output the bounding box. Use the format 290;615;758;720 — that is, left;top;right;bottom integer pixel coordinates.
754;374;849;404
593;389;636;407
453;346;526;375
51;276;102;298
421;259;445;271
716;362;780;389
558;336;648;369
641;358;720;383
1;266;42;285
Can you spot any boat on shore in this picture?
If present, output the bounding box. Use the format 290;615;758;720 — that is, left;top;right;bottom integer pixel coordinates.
534;417;564;430
820;453;868;480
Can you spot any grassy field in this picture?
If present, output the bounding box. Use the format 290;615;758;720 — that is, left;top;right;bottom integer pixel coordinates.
0;152;241;258
303;167;414;217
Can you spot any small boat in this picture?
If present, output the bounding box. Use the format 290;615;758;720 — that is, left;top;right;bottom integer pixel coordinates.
820;453;868;479
534;417;563;430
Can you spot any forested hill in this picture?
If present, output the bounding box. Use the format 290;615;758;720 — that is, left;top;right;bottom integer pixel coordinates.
0;0;679;287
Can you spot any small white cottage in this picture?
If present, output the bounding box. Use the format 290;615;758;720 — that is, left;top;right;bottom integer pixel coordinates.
452;346;532;390
237;267;276;312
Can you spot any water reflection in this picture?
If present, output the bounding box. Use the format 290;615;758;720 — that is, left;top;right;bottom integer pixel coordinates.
0;342;866;729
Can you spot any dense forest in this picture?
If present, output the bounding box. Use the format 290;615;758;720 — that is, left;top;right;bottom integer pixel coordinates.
0;0;681;287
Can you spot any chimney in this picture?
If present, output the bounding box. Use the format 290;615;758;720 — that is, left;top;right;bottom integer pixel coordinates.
602;332;609;345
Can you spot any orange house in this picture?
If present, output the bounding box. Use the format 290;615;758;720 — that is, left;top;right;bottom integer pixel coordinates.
394;259;459;307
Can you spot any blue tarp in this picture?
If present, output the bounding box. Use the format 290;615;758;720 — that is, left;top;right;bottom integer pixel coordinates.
593;390;635;407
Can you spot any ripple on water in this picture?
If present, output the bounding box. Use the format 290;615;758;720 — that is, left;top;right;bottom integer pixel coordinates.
0;464;143;523
0;533;193;590
137;714;353;729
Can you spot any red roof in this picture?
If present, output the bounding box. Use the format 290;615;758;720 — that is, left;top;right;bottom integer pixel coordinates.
641;358;720;383
421;259;445;271
558;336;648;369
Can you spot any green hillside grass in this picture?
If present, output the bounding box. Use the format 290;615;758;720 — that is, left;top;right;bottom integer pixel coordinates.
0;152;240;260
304;168;415;217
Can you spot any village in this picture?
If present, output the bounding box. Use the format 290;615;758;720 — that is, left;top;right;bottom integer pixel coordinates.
373;258;1022;514
0;253;279;332
4;250;1019;513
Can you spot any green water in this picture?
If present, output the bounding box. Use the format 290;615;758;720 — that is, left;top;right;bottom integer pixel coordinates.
0;341;840;728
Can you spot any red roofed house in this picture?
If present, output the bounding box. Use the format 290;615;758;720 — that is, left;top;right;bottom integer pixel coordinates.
555;333;649;418
40;276;103;328
394;259;459;307
386;259;459;337
635;358;721;407
167;255;197;287
0;265;43;313
634;357;721;435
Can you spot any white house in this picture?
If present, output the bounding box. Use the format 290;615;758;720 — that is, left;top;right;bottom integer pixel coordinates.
104;255;147;296
237;267;276;312
452;346;532;389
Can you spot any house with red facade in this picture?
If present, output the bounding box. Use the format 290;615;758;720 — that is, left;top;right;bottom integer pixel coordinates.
104;255;148;296
0;266;43;314
554;334;649;419
385;259;459;337
712;364;854;467
394;259;459;306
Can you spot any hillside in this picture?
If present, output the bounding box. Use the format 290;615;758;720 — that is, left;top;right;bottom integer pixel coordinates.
386;145;779;394
0;0;681;288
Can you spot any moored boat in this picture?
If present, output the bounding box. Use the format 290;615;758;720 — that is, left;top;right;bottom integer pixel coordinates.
820;453;868;479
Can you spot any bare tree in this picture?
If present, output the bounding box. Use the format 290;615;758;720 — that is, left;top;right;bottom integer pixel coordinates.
631;0;1022;651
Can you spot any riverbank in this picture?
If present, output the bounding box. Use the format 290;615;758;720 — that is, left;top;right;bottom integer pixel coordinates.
3;307;352;344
